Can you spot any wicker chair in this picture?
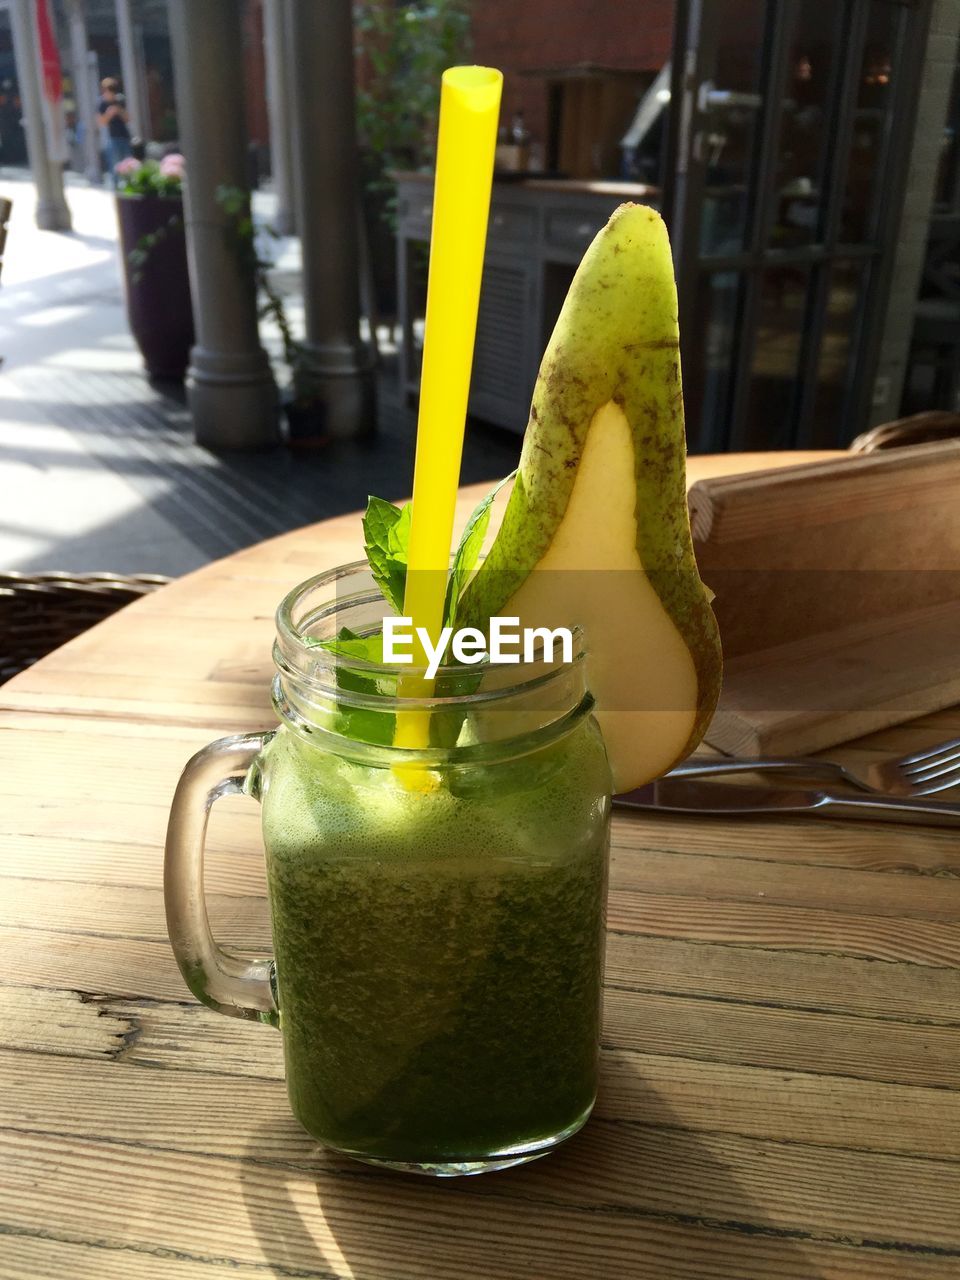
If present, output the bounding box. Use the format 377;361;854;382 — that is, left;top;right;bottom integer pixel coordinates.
0;196;11;284
849;410;960;454
0;572;170;684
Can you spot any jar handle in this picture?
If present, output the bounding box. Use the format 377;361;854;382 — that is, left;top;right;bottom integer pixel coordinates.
164;731;278;1025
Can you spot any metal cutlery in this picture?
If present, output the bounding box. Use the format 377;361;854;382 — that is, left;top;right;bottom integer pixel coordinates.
669;735;960;798
615;776;960;828
867;735;960;796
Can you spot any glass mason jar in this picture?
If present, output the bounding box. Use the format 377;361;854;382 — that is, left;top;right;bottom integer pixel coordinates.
165;563;612;1176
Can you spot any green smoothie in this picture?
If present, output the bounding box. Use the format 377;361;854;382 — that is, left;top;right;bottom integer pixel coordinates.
260;716;610;1168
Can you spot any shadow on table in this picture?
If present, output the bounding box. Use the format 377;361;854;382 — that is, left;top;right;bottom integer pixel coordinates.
239;1064;824;1280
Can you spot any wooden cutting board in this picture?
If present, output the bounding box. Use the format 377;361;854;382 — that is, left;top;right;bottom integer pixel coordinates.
689;441;960;756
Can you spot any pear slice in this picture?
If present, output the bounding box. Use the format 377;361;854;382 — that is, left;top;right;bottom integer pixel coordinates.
459;203;722;792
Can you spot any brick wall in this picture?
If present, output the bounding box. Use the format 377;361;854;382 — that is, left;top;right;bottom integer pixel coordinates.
472;0;674;157
240;2;676;177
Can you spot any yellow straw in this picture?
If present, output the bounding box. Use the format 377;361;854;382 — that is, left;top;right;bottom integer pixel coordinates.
395;66;503;761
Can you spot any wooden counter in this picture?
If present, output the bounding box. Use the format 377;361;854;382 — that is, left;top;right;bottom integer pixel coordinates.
396;172;660;432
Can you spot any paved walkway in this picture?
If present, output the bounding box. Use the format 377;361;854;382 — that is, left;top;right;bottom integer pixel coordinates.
0;171;520;577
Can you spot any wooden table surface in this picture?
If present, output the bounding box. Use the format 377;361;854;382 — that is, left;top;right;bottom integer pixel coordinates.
2;452;959;1279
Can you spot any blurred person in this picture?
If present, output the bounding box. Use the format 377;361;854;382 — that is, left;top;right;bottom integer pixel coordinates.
0;80;27;166
97;77;131;181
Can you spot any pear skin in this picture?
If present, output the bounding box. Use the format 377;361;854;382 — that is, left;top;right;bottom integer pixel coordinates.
460;203;722;791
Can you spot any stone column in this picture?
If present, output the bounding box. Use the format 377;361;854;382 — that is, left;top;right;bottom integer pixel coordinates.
8;0;71;230
288;0;375;438
66;0;102;184
262;0;296;235
114;0;146;139
168;0;279;450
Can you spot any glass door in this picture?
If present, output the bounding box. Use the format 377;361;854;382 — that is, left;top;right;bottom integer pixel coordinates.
664;0;932;451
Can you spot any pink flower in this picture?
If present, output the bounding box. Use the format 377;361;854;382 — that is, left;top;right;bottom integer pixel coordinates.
159;153;186;179
115;157;142;176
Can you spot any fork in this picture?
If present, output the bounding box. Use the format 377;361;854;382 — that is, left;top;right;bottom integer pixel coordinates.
669;735;960;798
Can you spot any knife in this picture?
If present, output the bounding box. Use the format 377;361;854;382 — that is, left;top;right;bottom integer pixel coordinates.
613;777;960;828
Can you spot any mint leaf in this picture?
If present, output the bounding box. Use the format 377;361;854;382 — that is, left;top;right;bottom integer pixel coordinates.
362;496;409;613
387;502;411;559
444;471;516;628
307;625;384;663
306;627;395;745
361;473;514;630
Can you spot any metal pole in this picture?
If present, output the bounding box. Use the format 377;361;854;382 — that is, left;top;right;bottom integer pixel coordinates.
168;0;278;450
8;0;71;230
288;0;375;438
262;0;296;235
114;0;145;139
66;0;102;184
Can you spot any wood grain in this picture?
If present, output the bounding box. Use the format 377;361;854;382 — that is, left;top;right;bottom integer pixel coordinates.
0;927;191;1002
0;1238;277;1280
611;845;960;920
0;987;136;1060
608;887;960;967
6;1043;960;1161
689;440;960;545
598;1050;960;1159
2;1130;958;1280
710;598;960;756
611;807;960;873
691;443;960;754
604;933;960;1024
2;463;959;1279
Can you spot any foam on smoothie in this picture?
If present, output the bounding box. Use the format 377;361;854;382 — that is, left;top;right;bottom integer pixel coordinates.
263;721;607;868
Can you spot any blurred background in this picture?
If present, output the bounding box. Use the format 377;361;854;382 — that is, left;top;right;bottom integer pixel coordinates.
0;0;958;579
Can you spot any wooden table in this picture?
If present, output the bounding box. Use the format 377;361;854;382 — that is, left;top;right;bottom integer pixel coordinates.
3;454;959;1279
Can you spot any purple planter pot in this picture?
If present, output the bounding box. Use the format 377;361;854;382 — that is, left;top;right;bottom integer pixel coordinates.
116;193;195;382
283;394;328;450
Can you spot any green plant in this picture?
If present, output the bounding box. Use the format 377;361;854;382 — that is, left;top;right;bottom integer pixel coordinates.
354;0;472;220
216;184;324;409
117;156;184;197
